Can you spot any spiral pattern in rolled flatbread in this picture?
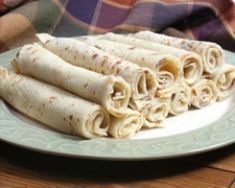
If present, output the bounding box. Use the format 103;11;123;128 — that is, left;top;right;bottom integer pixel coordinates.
37;34;157;101
12;44;132;117
212;64;235;101
190;79;217;108
170;82;191;115
101;33;203;85
109;113;143;139
0;68;110;139
84;37;182;98
128;99;169;128
134;31;224;75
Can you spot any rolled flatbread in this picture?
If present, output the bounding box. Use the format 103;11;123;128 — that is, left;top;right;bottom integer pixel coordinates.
134;31;224;75
141;99;169;128
84;38;182;98
0;67;110;139
102;33;203;85
190;79;217;108
12;44;131;117
212;64;235;101
169;82;191;115
128;99;169;128
109;113;143;139
37;34;157;101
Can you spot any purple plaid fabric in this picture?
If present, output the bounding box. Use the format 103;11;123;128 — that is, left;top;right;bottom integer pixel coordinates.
0;0;234;52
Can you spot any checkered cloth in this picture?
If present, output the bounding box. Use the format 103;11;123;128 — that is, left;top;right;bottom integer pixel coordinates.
0;0;234;52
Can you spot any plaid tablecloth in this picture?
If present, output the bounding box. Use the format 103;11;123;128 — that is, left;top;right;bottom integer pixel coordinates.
0;0;234;52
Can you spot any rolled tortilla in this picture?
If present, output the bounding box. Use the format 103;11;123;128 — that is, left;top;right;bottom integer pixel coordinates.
134;31;224;75
37;34;157;101
0;67;110;138
109;113;143;139
84;38;182;98
212;64;235;101
141;99;169;128
128;99;169;128
169;82;191;115
12;44;131;117
190;79;217;108
102;33;203;85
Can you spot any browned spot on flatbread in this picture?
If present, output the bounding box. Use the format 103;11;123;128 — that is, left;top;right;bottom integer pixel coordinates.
128;46;136;50
124;66;130;70
94;45;101;50
26;46;33;51
64;47;69;51
111;64;116;69
48;96;57;103
191;89;197;96
84;83;88;88
49;96;57;100
101;59;107;67
92;53;98;59
116;68;120;74
115;61;122;65
187;44;193;48
69;115;73;120
92;90;96;95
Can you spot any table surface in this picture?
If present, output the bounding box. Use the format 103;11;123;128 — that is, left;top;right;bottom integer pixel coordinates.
0;141;234;188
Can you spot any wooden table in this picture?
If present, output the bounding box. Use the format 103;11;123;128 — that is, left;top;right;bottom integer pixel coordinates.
0;141;234;188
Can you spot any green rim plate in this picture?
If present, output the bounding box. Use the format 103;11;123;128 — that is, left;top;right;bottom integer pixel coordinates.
0;47;234;161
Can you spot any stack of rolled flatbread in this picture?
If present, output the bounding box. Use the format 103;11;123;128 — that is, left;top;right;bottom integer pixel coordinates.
0;31;234;139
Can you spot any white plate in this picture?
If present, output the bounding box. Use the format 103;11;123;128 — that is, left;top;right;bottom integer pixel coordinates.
0;47;234;160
